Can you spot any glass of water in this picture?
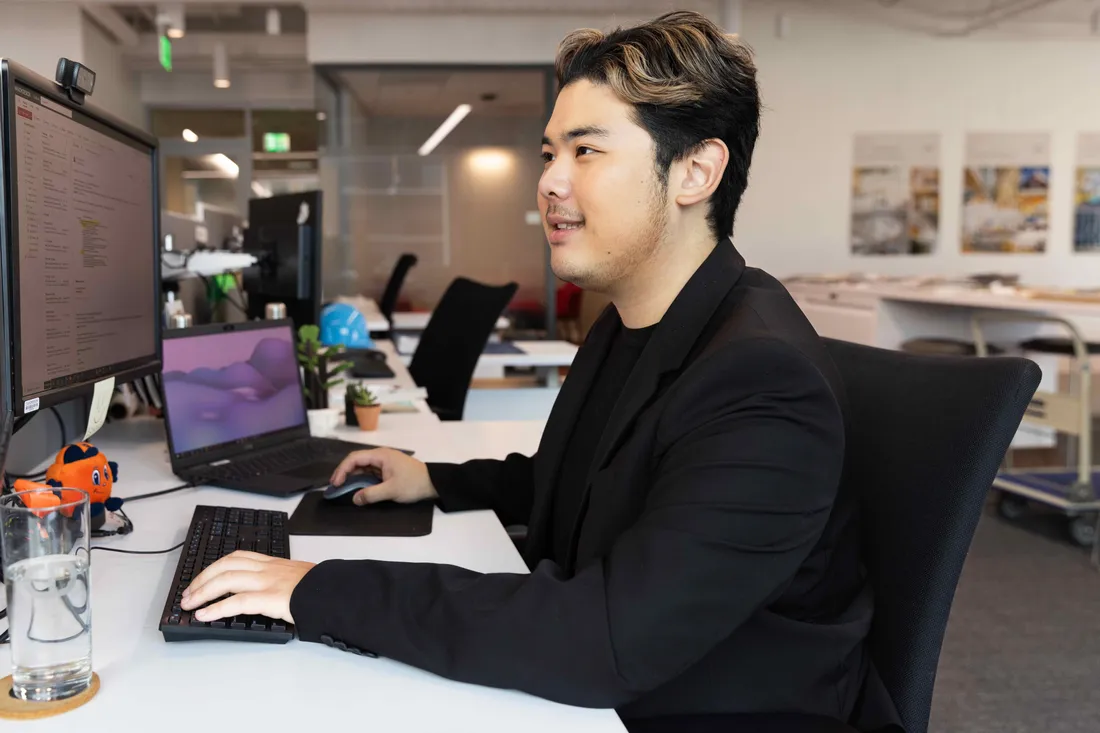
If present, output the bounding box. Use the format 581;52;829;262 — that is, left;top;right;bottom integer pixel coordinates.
1;488;92;702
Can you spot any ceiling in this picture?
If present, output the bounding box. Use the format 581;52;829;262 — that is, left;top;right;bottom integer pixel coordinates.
335;69;546;118
797;0;1100;35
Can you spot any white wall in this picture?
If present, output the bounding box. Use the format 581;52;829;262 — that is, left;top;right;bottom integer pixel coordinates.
734;2;1100;288
81;14;144;128
0;3;83;80
308;1;1100;289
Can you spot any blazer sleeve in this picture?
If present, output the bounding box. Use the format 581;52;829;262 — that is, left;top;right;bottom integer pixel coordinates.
288;337;845;708
426;454;536;527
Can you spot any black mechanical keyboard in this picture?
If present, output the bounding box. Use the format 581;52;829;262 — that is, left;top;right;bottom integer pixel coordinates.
159;505;294;643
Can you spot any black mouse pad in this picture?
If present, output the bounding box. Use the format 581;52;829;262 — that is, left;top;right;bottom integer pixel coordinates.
287;490;434;537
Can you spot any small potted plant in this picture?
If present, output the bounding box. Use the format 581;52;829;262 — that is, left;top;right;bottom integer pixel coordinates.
347;384;381;431
298;324;351;434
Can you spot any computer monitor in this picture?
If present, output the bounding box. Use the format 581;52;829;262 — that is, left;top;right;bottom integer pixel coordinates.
0;60;161;417
241;191;323;334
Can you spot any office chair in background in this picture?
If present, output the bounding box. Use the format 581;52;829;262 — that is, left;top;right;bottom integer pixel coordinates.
823;339;1040;733
408;277;518;421
378;253;418;327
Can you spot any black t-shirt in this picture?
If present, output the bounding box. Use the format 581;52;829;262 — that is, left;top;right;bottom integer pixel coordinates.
551;321;656;568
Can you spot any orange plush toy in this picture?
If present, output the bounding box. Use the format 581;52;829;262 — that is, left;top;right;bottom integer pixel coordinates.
13;442;128;535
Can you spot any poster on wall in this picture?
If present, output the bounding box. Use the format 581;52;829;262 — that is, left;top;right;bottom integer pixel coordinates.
850;133;940;255
962;132;1050;254
1074;133;1100;253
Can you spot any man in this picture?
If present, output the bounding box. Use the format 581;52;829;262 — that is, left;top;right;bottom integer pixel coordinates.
182;11;899;732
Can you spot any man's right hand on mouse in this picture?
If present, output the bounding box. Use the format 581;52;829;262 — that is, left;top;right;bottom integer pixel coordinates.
330;447;438;506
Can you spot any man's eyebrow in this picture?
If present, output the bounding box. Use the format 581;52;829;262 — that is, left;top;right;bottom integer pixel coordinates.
541;126;611;146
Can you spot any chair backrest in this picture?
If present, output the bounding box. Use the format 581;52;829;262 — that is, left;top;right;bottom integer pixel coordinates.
408;277;518;420
378;253;418;322
822;339;1040;733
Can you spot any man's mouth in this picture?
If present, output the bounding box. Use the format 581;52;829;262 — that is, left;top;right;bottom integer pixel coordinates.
553;222;584;230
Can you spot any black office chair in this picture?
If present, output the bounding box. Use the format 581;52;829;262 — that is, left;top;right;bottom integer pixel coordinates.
378;253;418;325
823;339;1040;733
408;277;518;421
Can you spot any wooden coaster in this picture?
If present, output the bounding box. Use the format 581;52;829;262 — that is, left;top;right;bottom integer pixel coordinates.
0;672;100;719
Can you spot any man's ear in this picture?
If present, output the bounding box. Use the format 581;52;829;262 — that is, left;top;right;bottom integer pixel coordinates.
673;139;728;208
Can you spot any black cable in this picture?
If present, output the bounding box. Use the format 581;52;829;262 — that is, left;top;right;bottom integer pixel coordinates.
123;482;193;503
90;541;184;556
48;405;67;446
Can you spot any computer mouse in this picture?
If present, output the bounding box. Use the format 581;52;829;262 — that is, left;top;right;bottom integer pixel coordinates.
322;469;383;500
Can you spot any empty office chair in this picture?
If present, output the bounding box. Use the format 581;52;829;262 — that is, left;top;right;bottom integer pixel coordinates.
408;277;518;421
378;253;418;324
823;339;1040;733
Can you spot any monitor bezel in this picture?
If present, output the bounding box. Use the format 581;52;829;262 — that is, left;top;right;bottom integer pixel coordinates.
160;319;312;471
0;59;162;418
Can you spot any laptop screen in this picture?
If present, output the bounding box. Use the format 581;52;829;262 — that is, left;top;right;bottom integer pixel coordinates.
162;323;307;455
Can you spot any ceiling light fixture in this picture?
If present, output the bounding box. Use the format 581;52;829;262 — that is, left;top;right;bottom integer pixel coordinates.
251;181;273;198
182;128;198;143
316;111;327;122
213;43;230;89
266;8;282;36
418;104;472;156
207;154;240;178
157;4;185;39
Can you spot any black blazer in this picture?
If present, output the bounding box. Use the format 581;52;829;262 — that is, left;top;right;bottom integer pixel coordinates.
290;242;897;731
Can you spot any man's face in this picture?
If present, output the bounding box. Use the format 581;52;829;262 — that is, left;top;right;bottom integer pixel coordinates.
538;80;669;293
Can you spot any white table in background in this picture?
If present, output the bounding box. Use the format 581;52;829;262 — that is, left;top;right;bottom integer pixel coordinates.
391;310;511;333
395;339;578;388
0;418;622;732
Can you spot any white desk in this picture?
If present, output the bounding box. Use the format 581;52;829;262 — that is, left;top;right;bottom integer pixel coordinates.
784;279;1100;448
0;418;622;731
391;310;511;333
395;339;578;388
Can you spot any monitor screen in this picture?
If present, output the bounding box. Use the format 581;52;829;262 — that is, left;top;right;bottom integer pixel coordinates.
161;324;307;456
9;80;157;412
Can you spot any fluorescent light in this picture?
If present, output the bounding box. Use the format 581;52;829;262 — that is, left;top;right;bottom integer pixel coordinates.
251;181;273;198
207;154;239;178
316;111;327;122
418;104;472;156
213;42;230;89
181;128;198;143
166;28;185;39
266;8;282;36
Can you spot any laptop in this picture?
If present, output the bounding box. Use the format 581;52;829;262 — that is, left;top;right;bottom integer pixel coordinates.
162;319;391;497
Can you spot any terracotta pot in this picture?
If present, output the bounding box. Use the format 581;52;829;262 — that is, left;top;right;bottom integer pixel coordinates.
354;404;382;431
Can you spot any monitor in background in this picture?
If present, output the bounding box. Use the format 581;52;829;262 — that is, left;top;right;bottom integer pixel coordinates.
241;191;323;335
0;59;161;417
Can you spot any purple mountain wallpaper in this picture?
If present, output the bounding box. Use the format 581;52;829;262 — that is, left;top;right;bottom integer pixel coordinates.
163;329;306;454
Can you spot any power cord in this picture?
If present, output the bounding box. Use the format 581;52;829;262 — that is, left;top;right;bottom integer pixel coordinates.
90;540;184;556
122;482;193;503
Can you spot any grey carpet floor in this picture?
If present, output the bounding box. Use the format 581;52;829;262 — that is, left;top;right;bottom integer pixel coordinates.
929;501;1100;732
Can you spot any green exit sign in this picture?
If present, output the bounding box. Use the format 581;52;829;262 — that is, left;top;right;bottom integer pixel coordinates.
263;132;291;153
159;35;172;72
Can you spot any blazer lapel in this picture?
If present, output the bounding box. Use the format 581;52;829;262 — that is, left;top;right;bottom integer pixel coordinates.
523;306;619;565
564;241;747;568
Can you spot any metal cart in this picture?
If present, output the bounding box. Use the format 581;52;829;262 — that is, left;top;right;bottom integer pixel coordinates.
971;313;1100;563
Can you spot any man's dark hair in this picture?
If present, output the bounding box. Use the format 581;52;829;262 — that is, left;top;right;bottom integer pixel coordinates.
555;10;761;239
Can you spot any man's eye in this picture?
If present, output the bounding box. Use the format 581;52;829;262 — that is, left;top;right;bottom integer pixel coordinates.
577;146;596;156
541;151;554;163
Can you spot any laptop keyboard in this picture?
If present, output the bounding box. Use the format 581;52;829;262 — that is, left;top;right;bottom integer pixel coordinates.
199;441;346;483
